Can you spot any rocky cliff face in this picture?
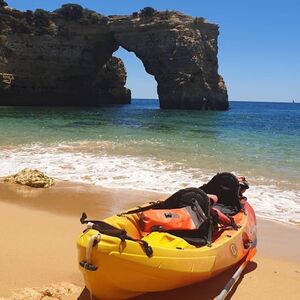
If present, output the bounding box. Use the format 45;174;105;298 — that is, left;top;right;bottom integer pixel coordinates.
0;4;228;110
0;5;130;105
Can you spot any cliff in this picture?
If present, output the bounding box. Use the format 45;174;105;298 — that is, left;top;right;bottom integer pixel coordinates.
0;4;228;110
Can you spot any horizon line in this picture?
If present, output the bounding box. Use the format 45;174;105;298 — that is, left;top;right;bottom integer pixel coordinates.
132;98;298;104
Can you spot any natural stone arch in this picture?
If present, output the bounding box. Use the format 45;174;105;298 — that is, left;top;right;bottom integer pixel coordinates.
0;4;228;110
110;11;228;110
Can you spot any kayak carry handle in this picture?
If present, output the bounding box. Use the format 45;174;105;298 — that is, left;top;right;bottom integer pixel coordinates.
79;260;98;271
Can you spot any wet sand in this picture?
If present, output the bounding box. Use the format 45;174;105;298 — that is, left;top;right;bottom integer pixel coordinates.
0;181;299;300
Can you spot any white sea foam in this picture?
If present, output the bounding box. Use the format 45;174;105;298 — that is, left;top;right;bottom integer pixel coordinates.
1;143;299;225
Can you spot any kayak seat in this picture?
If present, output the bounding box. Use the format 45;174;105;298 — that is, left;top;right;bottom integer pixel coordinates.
200;172;242;215
113;188;211;246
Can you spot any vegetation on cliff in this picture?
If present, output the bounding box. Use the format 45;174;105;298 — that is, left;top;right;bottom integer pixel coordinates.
139;7;157;18
0;3;106;35
0;0;8;7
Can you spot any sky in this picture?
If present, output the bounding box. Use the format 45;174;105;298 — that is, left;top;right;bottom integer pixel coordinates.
6;0;300;102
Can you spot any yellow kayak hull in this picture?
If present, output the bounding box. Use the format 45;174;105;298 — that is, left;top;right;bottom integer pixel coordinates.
77;203;256;299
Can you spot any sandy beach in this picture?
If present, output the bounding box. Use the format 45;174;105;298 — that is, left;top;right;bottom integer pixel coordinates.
0;181;299;300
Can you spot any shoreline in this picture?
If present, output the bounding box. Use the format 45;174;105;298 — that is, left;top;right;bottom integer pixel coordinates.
0;181;300;299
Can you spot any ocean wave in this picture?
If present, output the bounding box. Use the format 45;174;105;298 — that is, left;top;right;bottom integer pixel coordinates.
1;143;299;225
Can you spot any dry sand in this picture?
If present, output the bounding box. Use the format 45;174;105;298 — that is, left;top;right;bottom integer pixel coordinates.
0;181;299;300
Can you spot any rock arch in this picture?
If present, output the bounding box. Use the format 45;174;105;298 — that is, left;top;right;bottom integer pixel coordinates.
0;5;228;110
109;11;228;110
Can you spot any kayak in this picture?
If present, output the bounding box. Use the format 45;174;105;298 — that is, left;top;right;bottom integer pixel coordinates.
77;174;257;299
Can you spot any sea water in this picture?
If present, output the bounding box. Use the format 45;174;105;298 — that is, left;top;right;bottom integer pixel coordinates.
0;100;299;225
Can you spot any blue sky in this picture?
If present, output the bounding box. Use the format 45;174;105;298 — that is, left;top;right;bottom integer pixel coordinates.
7;0;300;102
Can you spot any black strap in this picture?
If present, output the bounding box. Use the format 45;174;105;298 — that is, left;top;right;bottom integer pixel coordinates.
191;198;208;224
80;213;153;257
206;200;213;247
228;216;239;230
117;201;162;216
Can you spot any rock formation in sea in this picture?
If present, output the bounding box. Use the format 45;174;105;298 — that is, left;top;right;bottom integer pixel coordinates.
0;4;228;110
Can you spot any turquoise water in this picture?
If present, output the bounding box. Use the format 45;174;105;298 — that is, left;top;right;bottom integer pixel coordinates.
0;100;299;224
